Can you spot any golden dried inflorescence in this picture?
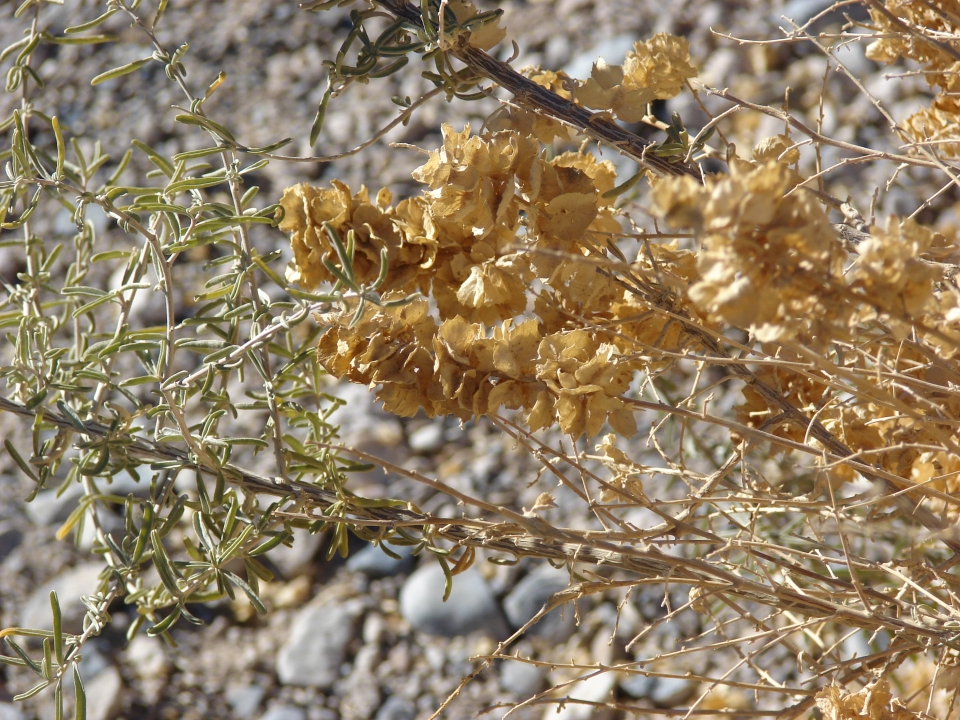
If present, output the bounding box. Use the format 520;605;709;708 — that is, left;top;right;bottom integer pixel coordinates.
815;680;920;720
650;139;960;491
573;34;698;123
281;118;685;438
651;155;847;346
277;30;711;440
866;0;960;155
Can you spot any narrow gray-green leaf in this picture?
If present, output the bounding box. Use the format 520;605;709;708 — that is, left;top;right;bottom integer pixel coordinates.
91;57;151;86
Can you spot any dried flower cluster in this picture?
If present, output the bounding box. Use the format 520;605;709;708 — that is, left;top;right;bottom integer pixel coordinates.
444;0;506;51
652;155;845;345
649;144;960;505
572;34;698;122
816;680;921;720
866;0;960;155
280;96;724;438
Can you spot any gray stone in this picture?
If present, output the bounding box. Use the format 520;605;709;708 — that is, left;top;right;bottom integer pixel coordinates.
503;565;575;642
276;597;363;687
399;563;509;639
125;635;170;704
499;660;544;697
77;640;111;681
269;527;323;578
125;634;170;678
341;671;381;720
26;471;148;527
619;673;654;699
259;707;306;720
226;684;266;719
0;703;26;720
374;696;416;720
362;613;385;644
0;523;23;564
84;665;123;720
650;677;697;708
341;644;381;720
346;542;415;579
20;562;105;633
408;423;445;454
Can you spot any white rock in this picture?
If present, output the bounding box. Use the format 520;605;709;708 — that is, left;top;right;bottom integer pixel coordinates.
0;702;26;720
125;635;170;704
500;660;544;697
543;672;617;720
226;684;266;719
259;706;306;720
20;562;105;633
84;666;123;720
408;423;444;454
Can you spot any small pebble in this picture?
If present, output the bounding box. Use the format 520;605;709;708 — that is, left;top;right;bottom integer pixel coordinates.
84;666;123;720
226;684;267;719
346;542;415;579
0;703;26;720
374;696;416;720
399;563;509;639
408;423;445;454
650;677;697;708
276;597;364;688
259;706;306;720
499;660;544;697
503;564;575;642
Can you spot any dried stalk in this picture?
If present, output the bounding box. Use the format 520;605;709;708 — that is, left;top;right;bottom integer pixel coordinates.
3;394;956;649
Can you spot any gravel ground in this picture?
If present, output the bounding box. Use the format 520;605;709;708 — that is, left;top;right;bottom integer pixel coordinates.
1;1;949;719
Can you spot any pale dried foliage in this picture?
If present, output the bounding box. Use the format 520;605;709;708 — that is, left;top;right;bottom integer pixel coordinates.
866;0;960;156
573;34;698;123
277;0;960;718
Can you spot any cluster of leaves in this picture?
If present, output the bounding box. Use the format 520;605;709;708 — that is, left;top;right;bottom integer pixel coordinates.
279;32;705;440
0;0;364;713
302;0;507;145
815;679;938;720
653;150;960;492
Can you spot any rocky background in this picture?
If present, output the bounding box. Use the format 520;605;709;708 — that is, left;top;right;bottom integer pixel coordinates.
0;1;943;719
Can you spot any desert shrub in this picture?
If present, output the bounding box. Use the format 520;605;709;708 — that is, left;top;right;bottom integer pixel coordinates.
3;0;960;718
